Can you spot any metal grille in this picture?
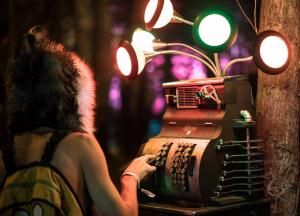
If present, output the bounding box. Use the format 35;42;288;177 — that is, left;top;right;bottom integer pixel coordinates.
176;87;198;108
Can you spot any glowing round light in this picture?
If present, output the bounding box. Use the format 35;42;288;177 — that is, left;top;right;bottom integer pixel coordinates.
132;29;155;52
260;36;288;68
116;40;146;80
153;0;173;28
192;9;237;53
199;14;231;46
252;30;291;75
145;0;158;23
144;0;174;30
117;47;132;76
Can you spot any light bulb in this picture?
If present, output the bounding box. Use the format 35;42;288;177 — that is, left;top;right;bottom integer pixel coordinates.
144;0;173;30
260;36;289;68
145;0;158;23
153;0;173;28
193;9;237;53
117;47;132;76
132;29;155;52
199;14;231;46
252;30;291;75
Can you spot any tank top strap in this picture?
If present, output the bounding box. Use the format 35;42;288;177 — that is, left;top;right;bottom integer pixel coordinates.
41;130;71;165
0;134;17;174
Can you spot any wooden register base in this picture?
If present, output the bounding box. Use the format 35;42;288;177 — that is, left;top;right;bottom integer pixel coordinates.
139;199;270;216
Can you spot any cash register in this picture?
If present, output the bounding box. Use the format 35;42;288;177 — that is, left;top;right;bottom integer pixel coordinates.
124;75;270;215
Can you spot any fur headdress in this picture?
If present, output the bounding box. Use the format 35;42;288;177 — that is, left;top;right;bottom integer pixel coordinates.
5;27;96;134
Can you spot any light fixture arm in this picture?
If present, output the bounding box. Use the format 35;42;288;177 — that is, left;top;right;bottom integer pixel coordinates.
223;56;253;76
145;50;218;77
214;53;223;77
152;40;168;50
171;13;194;26
166;43;217;73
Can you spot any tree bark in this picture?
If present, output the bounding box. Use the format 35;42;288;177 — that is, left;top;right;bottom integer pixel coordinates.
8;0;16;56
74;0;93;63
256;0;300;215
92;0;112;152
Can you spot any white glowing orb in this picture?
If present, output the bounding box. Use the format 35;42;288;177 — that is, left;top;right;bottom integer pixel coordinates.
132;44;146;74
144;0;173;29
260;36;289;68
153;0;173;28
132;29;155;52
199;14;231;46
117;47;132;76
145;0;158;23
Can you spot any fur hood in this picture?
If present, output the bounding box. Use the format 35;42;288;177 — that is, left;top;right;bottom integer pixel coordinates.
5;27;96;134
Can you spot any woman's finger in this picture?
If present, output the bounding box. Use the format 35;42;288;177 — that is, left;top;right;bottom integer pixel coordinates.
147;165;156;173
140;154;156;162
141;167;156;181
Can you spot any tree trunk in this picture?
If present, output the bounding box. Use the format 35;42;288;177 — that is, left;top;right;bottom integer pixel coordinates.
8;0;16;56
256;0;300;215
2;0;17;137
74;0;93;63
92;0;111;152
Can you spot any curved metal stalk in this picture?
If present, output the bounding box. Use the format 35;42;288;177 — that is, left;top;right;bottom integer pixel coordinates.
214;53;223;77
172;15;194;25
166;43;218;74
146;50;218;77
223;56;253;76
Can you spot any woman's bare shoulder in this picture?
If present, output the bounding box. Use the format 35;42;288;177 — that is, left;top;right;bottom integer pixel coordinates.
64;132;98;145
66;132;95;141
60;132;101;155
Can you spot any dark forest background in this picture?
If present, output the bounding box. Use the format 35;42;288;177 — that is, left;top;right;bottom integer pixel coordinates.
0;0;260;189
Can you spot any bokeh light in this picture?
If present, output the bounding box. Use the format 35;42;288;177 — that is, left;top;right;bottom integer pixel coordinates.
108;77;122;111
170;46;207;80
152;97;165;115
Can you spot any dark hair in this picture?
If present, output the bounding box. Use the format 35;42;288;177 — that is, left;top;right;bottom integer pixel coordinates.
5;27;96;134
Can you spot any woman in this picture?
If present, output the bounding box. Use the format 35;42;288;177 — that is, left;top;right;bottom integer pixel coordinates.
0;27;156;216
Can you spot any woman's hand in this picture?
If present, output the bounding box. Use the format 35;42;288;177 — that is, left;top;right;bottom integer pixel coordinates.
80;133;157;216
124;155;156;181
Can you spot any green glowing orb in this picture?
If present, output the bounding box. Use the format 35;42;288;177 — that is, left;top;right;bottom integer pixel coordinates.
199;14;231;46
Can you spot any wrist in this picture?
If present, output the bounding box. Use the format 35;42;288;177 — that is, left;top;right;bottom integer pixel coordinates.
120;172;140;189
120;172;156;198
121;175;138;184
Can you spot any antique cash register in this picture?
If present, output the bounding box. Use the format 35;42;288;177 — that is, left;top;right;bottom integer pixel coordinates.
133;75;265;211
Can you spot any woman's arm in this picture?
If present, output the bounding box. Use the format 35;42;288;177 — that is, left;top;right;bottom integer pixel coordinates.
78;133;156;216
